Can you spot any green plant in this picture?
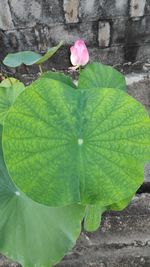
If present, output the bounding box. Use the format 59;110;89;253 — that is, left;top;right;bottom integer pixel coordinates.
0;78;25;124
0;41;150;266
3;41;63;73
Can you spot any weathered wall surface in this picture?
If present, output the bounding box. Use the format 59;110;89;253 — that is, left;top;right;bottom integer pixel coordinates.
0;0;150;69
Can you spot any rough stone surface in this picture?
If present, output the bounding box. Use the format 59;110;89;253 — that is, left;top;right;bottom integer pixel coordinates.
111;16;150;46
78;0;129;20
88;46;125;66
0;0;14;30
2;22;97;51
63;0;79;23
102;0;129;18
98;21;110;47
130;0;146;18
145;164;150;183
4;0;64;28
78;0;103;21
145;0;150;15
127;75;150;114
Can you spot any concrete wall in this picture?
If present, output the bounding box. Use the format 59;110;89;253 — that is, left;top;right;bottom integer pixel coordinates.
0;0;150;69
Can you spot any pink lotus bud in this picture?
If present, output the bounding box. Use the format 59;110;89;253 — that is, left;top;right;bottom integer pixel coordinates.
70;40;89;68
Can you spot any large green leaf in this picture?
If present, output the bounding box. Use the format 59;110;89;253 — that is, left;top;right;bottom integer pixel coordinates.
78;62;126;90
3;41;63;67
0;127;84;267
3;78;150;207
0;78;25;125
41;71;76;88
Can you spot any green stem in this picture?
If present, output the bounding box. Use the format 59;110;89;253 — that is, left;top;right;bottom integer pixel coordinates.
39;65;43;74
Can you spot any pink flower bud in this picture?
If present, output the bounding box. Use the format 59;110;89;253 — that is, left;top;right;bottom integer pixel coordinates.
70;40;89;67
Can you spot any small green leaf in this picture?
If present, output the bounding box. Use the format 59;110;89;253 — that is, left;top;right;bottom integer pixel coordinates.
78;62;126;91
3;79;150;207
41;71;76;88
0;127;84;267
0;78;25;125
35;41;63;65
3;41;63;67
3;51;41;67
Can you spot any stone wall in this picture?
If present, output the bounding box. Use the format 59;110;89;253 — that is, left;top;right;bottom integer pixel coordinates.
0;0;150;69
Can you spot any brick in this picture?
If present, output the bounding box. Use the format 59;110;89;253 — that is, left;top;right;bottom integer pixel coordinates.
124;44;147;62
111;18;127;45
136;43;150;62
79;0;129;21
79;0;103;21
0;0;13;30
145;0;150;15
115;0;129;15
89;46;125;65
39;22;97;47
98;21;111;47
130;0;146;18
7;0;64;28
3;28;38;52
111;16;150;46
103;0;129;18
9;0;41;27
63;0;79;23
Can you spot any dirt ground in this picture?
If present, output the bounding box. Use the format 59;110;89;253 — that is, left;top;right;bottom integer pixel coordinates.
127;76;150;115
0;72;150;267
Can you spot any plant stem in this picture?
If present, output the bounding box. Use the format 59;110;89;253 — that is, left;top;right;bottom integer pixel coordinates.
39;65;43;74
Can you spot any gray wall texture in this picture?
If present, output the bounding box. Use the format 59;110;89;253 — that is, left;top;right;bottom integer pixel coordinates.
0;0;150;69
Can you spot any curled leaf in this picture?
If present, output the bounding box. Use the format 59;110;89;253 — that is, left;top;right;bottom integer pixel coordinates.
3;41;63;67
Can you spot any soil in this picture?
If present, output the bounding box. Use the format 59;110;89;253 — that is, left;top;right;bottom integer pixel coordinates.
127;76;150;115
0;72;150;267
